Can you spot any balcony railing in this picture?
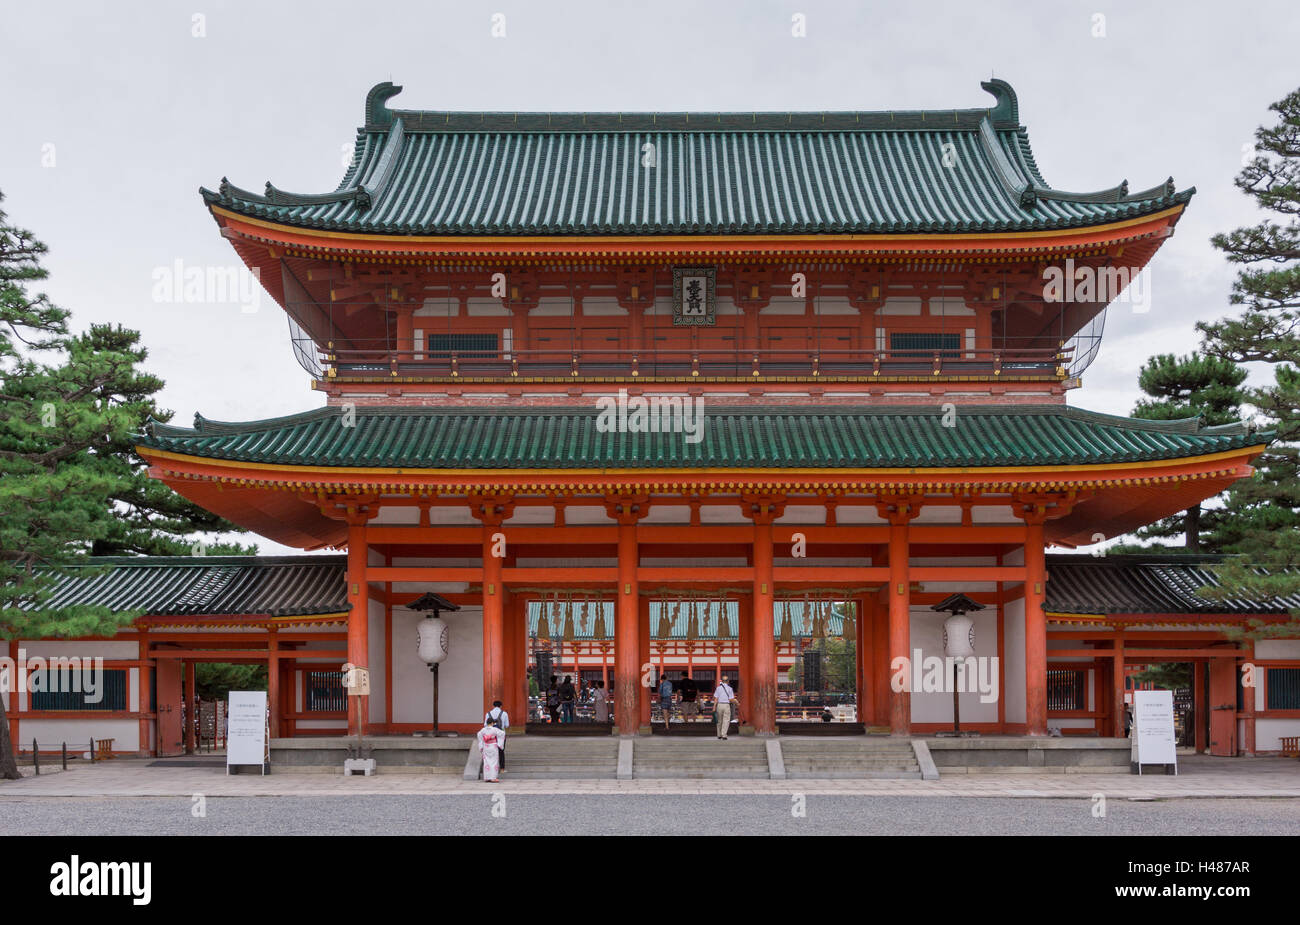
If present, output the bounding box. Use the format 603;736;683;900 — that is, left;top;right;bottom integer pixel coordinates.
306;344;1075;383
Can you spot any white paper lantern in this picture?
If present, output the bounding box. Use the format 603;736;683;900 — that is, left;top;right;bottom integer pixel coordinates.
417;617;450;664
942;614;975;657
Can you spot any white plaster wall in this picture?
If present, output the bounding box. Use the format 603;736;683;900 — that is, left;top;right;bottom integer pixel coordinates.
1256;718;1300;752
18;641;139;659
19;719;139;753
1003;597;1026;724
641;505;690;524
392;606;484;726
367;599;387;724
774;505;827;525
1257;640;1300;659
908;606;1000;724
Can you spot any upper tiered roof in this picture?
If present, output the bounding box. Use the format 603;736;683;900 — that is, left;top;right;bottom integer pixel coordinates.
201;80;1192;237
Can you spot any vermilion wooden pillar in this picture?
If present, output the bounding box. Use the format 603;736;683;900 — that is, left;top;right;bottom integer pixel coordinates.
138;630;152;756
614;519;640;734
508;595;527;727
749;506;777;736
345;521;370;736
184;660;197;754
1193;659;1207;753
267;629;280;743
481;528;506;716
737;594;753;709
1024;520;1048;736
872;591;889;727
1111;632;1126;738
887;521;911;735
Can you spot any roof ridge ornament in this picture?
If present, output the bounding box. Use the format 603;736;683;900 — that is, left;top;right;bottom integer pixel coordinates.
980;78;1020;126
366;81;403;127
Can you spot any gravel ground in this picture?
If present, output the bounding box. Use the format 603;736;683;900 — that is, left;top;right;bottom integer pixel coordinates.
2;794;1298;835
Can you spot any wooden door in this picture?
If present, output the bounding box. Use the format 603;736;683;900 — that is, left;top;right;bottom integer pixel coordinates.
155;659;184;757
1208;657;1237;757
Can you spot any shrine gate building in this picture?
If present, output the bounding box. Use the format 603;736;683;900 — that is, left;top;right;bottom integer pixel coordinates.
10;79;1300;758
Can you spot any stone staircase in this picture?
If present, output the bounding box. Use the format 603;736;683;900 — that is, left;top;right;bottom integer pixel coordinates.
500;736;619;780
632;736;770;779
779;736;921;779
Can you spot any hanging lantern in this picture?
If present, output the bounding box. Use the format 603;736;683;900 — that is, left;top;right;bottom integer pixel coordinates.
537;595;552;641
779;600;793;643
417;616;450;664
563;593;576;642
593;599;607;639
943;614;975;657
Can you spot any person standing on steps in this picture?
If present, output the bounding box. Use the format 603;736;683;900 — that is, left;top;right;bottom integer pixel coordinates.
712;676;737;739
658;672;675;731
485;700;510;772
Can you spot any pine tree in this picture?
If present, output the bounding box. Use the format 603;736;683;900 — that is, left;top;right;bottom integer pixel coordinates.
1196;87;1300;637
1126;354;1248;551
0;193;247;778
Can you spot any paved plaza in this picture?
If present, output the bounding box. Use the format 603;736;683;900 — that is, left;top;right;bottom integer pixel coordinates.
2;793;1299;836
2;754;1297;800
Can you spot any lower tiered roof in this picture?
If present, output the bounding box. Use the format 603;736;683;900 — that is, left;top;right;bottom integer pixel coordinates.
140;405;1263;469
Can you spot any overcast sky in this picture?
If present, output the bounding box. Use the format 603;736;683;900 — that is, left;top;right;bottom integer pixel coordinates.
1;0;1295;553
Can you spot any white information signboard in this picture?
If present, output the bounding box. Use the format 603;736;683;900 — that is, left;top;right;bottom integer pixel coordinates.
226;690;268;775
1130;689;1178;775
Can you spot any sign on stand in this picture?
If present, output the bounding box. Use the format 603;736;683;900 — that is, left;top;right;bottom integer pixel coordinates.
226;690;269;775
1130;689;1178;775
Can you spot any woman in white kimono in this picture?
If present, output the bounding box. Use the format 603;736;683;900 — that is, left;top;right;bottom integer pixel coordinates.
476;719;505;783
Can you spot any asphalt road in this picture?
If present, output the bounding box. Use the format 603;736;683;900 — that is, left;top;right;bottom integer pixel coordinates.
2;794;1298;835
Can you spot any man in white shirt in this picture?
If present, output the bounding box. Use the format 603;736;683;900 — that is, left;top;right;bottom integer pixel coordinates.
484;701;509;771
712;677;737;740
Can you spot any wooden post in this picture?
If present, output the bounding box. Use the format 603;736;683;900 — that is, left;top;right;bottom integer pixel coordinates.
1112;632;1126;738
1024;520;1048;736
184;660;197;754
482;527;505;716
887;519;911;736
1193;658;1207;753
267;630;280;741
749;502;778;736
872;591;889;727
346;520;370;737
614;519;640;734
138;630;152;757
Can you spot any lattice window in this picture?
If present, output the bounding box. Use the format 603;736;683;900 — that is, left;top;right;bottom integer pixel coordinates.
889;332;961;358
306;671;346;712
29;669;127;712
1267;667;1300;710
427;332;498;358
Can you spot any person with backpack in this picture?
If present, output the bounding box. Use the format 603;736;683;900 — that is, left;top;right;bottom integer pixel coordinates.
712;676;737;739
484;700;510;770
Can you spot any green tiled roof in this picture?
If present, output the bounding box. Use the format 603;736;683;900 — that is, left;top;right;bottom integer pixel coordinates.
1046;554;1300;615
138;405;1264;470
200;80;1192;237
37;556;347;617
